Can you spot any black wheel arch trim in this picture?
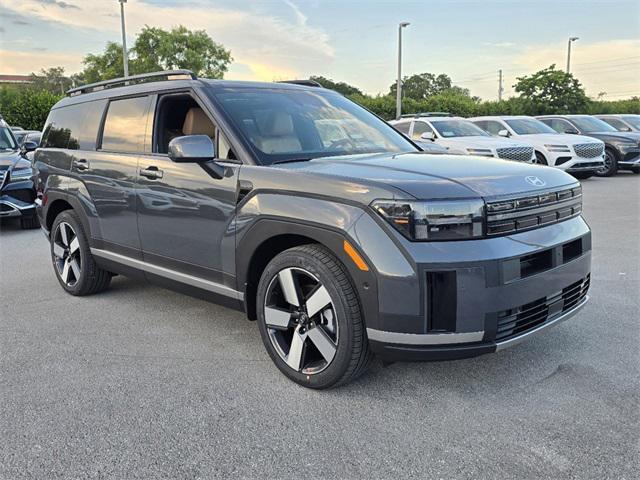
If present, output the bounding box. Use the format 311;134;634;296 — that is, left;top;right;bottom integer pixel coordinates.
42;190;92;241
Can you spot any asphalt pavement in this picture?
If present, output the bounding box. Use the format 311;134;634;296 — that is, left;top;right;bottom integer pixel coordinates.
1;172;638;479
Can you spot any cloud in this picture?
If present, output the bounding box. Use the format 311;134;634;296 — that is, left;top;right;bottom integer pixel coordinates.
0;11;30;25
0;49;83;74
33;0;80;9
0;0;334;79
484;42;516;48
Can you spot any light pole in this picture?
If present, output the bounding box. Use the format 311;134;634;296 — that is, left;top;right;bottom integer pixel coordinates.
396;22;410;119
119;0;129;78
566;36;579;74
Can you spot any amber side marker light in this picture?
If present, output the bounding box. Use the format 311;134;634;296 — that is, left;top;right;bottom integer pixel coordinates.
343;240;369;271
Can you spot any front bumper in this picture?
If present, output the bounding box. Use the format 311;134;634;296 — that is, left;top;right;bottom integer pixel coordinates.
618;151;640;170
352;214;592;362
0;195;36;219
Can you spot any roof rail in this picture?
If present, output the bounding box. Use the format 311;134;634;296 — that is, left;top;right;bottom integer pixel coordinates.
277;79;322;88
400;112;453;118
67;70;197;96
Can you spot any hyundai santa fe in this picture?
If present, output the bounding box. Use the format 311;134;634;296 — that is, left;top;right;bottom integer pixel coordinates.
34;71;591;389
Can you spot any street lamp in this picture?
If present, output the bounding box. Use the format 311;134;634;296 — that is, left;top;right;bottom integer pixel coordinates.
566;36;579;74
396;22;410;119
119;0;129;78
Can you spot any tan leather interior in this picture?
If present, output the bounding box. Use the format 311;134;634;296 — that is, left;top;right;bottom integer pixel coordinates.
182;108;215;137
256;111;302;153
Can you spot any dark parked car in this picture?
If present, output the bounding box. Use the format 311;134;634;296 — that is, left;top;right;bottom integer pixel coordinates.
537;115;640;176
596;114;640;133
14;130;42;148
0;118;39;228
35;71;591;388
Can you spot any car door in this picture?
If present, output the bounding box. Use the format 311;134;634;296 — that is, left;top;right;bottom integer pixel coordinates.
80;95;152;256
136;92;241;285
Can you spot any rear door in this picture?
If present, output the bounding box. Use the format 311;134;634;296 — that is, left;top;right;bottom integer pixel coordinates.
82;95;152;256
136;91;241;285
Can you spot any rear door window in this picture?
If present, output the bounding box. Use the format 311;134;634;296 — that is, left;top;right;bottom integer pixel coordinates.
101;96;151;153
42;100;106;150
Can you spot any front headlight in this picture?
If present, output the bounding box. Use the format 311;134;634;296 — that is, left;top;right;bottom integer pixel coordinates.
466;148;494;157
372;199;485;241
544;144;571;152
9;168;32;181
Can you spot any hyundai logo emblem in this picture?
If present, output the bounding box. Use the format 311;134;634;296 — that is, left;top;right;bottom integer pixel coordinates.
525;176;546;187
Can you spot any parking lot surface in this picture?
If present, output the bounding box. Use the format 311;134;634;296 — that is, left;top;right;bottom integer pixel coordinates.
1;173;638;479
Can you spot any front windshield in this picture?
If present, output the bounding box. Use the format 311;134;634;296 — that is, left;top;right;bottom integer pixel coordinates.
505;118;557;135
430;120;489;138
211;87;416;165
623;115;640;129
571;117;617;133
0;126;18;150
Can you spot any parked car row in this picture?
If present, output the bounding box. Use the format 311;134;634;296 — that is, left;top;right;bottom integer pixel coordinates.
390;113;640;179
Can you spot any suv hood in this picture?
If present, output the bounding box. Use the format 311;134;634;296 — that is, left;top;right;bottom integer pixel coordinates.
283;153;577;199
582;131;640;143
0;150;28;170
514;133;602;146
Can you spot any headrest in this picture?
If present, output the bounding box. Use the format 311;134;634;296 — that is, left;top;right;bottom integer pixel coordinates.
261;111;295;136
183;108;215;137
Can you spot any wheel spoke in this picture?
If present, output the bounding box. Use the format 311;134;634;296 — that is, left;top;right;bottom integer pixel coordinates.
307;325;337;363
286;329;306;371
53;243;65;259
59;223;69;246
306;285;332;318
69;237;80;254
69;258;81;280
61;259;71;283
264;307;292;330
278;268;300;307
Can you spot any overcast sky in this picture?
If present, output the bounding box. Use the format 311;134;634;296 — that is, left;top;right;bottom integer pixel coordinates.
1;0;638;100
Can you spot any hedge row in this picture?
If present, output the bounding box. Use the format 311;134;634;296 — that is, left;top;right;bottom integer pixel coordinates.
0;88;63;131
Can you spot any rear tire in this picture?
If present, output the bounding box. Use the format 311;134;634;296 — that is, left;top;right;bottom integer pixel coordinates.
256;244;373;389
596;148;618;177
20;215;40;229
50;210;111;296
632;168;640;175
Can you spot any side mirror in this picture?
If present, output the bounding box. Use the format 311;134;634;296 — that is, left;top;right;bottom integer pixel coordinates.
497;129;510;138
22;141;38;153
564;128;579;135
168;135;216;163
168;135;225;179
420;131;435;141
622;126;633;132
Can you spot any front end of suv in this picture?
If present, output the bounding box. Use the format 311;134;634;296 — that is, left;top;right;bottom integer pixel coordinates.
543;141;605;173
358;180;590;361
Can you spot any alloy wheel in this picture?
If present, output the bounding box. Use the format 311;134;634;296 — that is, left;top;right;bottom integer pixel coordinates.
263;267;338;375
599;151;614;174
52;222;82;286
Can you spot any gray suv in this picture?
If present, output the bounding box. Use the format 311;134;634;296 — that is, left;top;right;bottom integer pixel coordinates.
34;71;591;389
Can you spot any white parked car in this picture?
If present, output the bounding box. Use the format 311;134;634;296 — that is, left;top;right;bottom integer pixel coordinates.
470;116;605;179
390;115;536;162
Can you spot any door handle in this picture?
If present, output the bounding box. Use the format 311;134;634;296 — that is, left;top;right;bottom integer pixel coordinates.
139;166;164;179
73;158;89;171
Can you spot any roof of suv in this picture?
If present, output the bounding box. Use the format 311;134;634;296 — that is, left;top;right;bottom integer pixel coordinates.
55;76;326;109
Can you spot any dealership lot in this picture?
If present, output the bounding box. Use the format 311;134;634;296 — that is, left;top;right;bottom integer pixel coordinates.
1;174;638;478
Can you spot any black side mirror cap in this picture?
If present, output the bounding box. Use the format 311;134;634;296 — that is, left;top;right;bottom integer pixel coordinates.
22;141;38;153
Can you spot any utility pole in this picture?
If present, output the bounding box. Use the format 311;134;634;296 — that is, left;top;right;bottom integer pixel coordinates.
498;69;504;101
119;0;129;78
566;37;579;74
395;22;410;120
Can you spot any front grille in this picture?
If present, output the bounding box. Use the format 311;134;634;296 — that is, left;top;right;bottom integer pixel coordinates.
573;143;604;158
486;186;582;236
495;274;590;341
497;146;534;162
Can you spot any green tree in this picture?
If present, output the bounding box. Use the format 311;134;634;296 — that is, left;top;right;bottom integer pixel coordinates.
513;65;589;114
0;88;62;130
309;76;363;96
29;67;73;95
388;73;454;101
79;25;232;83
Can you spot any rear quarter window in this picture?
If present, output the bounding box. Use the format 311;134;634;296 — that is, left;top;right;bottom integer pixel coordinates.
42;100;106;150
100;96;151;153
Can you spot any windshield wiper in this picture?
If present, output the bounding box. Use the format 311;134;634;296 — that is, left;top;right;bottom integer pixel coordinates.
271;157;313;165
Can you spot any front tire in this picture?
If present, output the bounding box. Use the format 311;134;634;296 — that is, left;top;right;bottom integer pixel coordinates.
596;148;618;177
50;210;111;296
256;244;372;389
